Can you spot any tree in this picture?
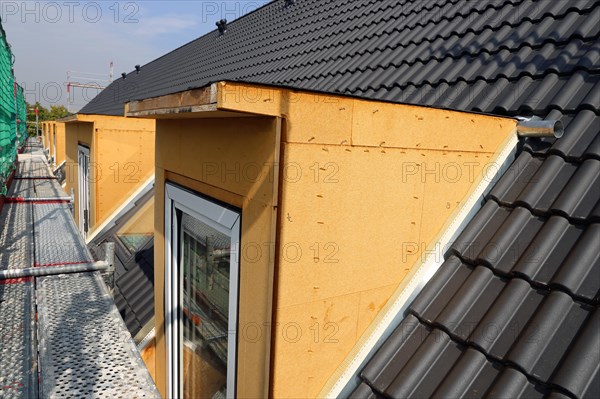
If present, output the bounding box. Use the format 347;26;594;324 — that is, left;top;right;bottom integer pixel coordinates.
26;103;72;136
27;102;48;121
47;105;70;120
26;102;48;136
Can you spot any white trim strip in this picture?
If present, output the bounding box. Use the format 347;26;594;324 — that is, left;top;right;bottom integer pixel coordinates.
85;174;155;244
136;327;156;352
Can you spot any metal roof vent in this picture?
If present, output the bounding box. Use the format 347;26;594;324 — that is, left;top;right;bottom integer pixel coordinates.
121;73;127;80
135;65;141;74
216;19;227;35
517;119;563;138
285;0;296;6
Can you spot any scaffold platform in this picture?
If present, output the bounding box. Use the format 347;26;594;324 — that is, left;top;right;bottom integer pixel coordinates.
0;138;159;398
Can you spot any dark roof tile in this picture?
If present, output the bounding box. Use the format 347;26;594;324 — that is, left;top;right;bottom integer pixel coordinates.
511;216;584;283
383;328;464;398
549;308;600;399
489;154;600;221
469;279;544;358
397;263;596;390
488;151;541;206
550;223;600;302
550;158;600;219
512;156;578;214
546;392;576;399
505;291;594;381
358;321;550;399
477;207;545;270
348;383;380;399
449;201;511;261
409;255;473;324
360;314;427;393
484;368;547;399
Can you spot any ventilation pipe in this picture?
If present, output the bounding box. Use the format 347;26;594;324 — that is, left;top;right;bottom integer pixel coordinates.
516;119;563;138
216;19;227;35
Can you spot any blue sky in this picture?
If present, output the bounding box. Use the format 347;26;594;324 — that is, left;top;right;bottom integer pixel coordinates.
1;1;268;110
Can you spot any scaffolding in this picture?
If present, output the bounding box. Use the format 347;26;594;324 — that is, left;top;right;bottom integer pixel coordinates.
0;140;159;398
1;18;157;398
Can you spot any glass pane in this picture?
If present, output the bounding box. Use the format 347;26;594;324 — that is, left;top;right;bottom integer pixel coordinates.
116;197;154;252
180;212;232;399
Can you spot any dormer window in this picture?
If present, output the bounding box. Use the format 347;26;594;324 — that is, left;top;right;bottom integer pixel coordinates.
165;183;241;399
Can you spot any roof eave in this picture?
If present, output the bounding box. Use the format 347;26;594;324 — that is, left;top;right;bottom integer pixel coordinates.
125;83;220;119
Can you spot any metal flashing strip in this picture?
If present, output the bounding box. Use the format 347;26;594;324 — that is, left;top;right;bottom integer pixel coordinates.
136;326;156;352
37;273;160;398
53;160;66;172
323;132;521;398
0;282;38;399
0;203;33;271
85;174;155;244
33;203;94;266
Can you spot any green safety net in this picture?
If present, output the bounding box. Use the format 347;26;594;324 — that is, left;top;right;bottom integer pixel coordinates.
0;21;25;196
16;84;26;146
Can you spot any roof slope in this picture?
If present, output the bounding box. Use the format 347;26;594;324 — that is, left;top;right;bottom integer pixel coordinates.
88;190;155;338
80;0;599;118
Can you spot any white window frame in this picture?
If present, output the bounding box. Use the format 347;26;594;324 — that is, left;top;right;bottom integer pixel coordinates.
77;145;90;238
165;182;241;399
52;129;57;165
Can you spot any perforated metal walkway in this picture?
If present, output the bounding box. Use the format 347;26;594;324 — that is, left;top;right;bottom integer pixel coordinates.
0;138;159;398
0;282;37;399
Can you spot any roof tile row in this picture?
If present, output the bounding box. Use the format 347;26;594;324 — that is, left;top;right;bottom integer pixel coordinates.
489;153;600;220
80;0;600;116
448;201;599;302
357;312;598;399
